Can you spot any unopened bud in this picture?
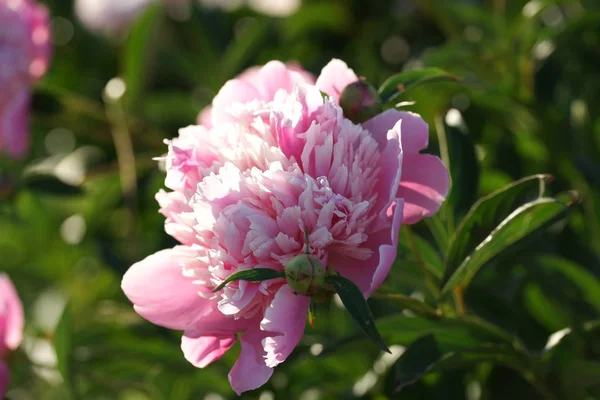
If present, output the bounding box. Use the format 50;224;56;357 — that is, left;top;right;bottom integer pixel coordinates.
339;80;382;123
285;254;325;296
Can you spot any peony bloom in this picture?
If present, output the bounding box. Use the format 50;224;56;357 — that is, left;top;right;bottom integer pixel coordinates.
0;274;25;398
122;59;449;394
0;0;51;159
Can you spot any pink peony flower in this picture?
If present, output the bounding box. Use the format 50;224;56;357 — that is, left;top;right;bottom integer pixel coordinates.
0;0;51;159
0;274;25;398
122;59;449;394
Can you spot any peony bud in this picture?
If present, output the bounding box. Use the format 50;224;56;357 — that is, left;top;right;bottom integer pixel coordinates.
339;80;382;123
285;254;325;296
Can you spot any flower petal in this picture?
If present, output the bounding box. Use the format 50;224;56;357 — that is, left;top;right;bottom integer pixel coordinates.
315;59;358;101
121;247;208;330
363;109;429;154
397;154;449;224
331;199;404;297
229;325;274;395
0;90;30;159
181;333;236;368
0;274;24;352
260;285;311;367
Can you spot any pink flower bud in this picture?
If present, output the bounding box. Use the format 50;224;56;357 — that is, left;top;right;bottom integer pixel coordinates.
339;80;382;123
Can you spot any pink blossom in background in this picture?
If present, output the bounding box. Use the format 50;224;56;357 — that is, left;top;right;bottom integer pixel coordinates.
0;0;51;159
0;274;25;398
77;0;300;36
74;0;155;35
198;0;301;17
122;59;449;394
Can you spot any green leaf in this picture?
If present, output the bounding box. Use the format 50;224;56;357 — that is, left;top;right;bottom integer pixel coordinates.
443;119;480;219
398;227;444;280
534;255;600;313
442;195;575;296
378;68;459;105
393;334;505;391
122;3;164;107
22;174;84;196
373;293;440;320
442;174;552;294
213;269;285;292
54;304;71;383
325;275;390;353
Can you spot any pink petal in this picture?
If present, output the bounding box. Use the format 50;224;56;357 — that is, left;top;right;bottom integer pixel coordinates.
372;119;403;213
229;325;274;395
181;333;236;368
331;199;404;297
315;59;358;101
197;105;213;128
212;80;260;110
398;154;449;224
0;274;24;352
0;90;30;159
254;61;295;100
260;285;311;367
0;360;9;399
363;109;429;154
121;247;208;330
367;199;404;295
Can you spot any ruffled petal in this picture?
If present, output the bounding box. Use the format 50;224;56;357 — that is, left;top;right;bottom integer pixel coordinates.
363;109;429;155
331;199;404;297
397;154;450;224
228;325;274;395
181;333;236;368
260;285;311;367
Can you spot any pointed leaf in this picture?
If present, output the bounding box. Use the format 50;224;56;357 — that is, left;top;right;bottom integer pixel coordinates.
443;118;480;219
325;275;390;353
378;68;459;104
442;194;577;296
373;293;440;319
393;334;524;392
213;269;285;292
54;304;71;383
442;175;551;291
122;3;164;108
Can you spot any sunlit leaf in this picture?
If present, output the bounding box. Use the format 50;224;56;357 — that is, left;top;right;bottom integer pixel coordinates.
442;194;577;296
442;174;552;294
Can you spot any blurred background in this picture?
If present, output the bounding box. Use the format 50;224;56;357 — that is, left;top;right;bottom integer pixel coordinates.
2;0;600;398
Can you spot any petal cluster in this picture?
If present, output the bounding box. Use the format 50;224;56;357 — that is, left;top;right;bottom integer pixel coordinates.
0;274;25;398
122;59;449;394
0;0;51;158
